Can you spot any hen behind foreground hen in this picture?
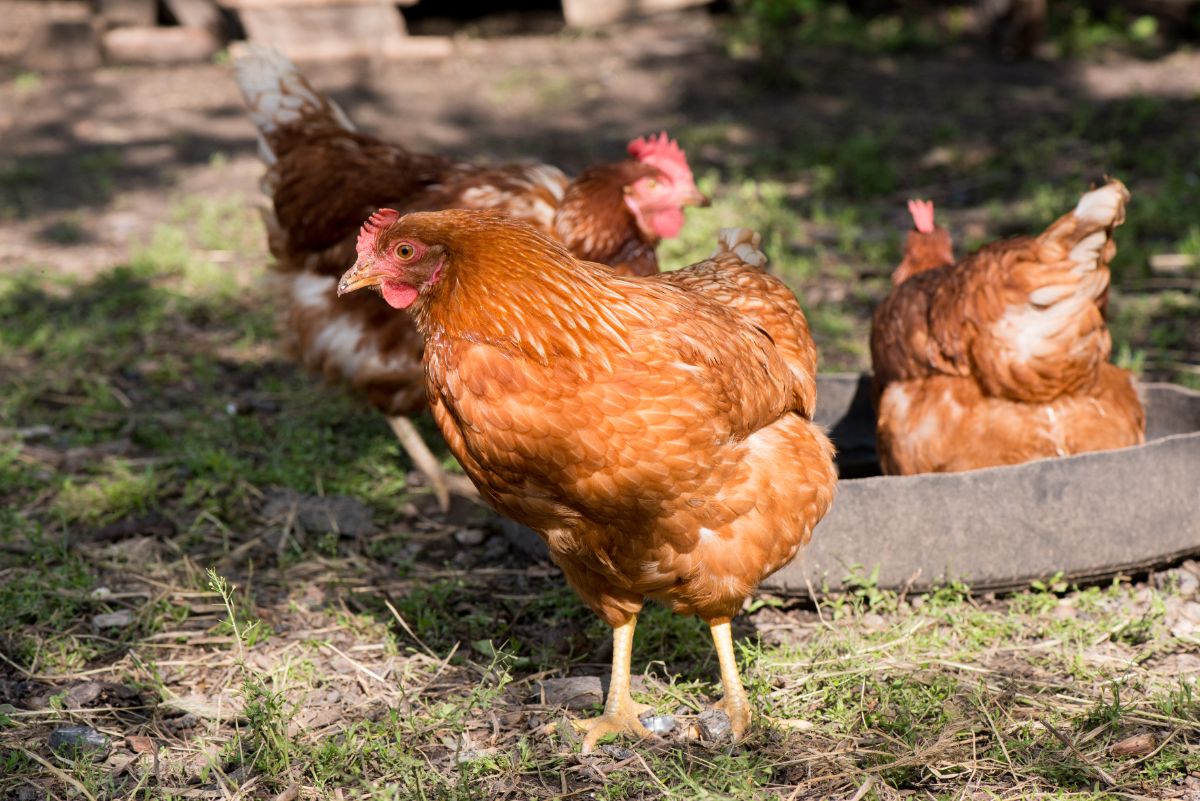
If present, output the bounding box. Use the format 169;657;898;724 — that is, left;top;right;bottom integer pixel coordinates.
232;45;706;510
339;210;837;751
871;180;1145;474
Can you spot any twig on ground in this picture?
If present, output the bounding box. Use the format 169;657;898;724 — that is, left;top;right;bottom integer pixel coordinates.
14;748;98;801
1039;717;1118;788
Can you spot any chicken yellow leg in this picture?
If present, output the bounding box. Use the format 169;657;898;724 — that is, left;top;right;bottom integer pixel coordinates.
574;616;653;753
710;618;752;740
388;415;480;513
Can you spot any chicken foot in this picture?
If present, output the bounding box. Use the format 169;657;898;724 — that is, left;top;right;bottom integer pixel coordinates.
387;415;478;513
574;616;653;753
710;619;752;740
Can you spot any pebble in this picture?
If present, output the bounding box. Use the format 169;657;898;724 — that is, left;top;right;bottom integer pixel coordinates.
1157;568;1200;596
861;613;887;630
163;712;198;732
601;744;636;760
48;725;110;760
454;528;486;546
262;489;375;537
91;610;134;630
640;713;675;735
1168;599;1200;638
536;677;603;710
696;708;732;742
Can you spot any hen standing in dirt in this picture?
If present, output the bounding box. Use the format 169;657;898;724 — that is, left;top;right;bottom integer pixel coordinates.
232;45;707;510
338;209;837;751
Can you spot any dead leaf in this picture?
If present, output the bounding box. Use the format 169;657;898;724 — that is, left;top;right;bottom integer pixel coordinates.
126;735;156;754
1111;733;1156;758
161;693;245;723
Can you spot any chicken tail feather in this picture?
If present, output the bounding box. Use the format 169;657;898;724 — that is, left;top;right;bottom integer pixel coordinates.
1036;179;1129;284
231;43;356;165
710;227;767;269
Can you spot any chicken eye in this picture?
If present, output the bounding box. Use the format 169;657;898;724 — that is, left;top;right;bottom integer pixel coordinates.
395;243;415;260
645;178;658;190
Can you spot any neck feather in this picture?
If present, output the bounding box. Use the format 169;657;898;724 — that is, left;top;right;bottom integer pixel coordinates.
554;161;655;265
412;226;646;367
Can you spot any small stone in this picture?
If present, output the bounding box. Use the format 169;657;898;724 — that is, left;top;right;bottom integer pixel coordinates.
1169;600;1200;639
601;744;636;760
861;613;887;630
91;610;134;630
1052;601;1078;620
1155;568;1200;596
696;708;732;742
480;536;509;562
536;677;603;710
1110;732;1156;758
640;713;675;735
13;786;41;801
48;725;110;759
454;528;486;546
263;488;375;538
162;712;198;732
61;681;139;709
91;587;112;598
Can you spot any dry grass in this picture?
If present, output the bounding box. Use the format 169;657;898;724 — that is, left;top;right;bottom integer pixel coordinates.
2;514;1199;799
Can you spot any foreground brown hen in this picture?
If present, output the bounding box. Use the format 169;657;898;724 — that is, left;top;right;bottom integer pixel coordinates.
338;210;837;750
232;45;705;509
870;180;1145;474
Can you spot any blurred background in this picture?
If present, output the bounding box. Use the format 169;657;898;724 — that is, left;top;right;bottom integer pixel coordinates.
2;0;1198;381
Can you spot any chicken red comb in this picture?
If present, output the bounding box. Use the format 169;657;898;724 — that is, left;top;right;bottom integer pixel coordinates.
627;131;688;173
357;208;400;256
907;199;936;234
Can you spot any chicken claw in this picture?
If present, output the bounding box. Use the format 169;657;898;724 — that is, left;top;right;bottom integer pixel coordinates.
574;700;655;753
573;616;655;753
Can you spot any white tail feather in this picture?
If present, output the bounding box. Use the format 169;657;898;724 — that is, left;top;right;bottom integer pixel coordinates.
1040;179;1129;278
231;43;355;163
711;227;767;268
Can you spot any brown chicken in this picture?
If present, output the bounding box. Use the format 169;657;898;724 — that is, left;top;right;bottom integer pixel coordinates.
338;210;836;750
870;180;1145;475
233;45;706;509
893;199;956;285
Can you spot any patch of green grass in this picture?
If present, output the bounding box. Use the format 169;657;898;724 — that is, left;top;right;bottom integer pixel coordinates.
52;461;161;525
0;160;43;218
0;532;102;671
728;0;957;70
78;149;122;198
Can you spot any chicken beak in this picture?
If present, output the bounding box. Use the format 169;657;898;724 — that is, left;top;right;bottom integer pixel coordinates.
338;256;381;297
689;189;711;208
